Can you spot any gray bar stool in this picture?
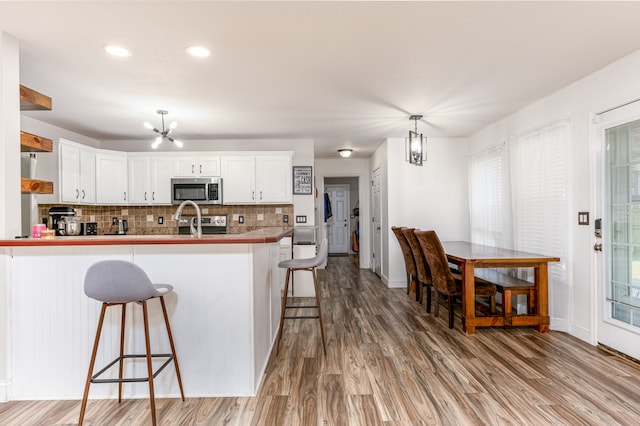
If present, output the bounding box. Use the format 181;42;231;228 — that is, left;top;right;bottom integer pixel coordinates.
276;238;328;355
79;260;185;426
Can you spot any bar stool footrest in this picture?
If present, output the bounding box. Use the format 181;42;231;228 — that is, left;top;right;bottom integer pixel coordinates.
91;353;174;384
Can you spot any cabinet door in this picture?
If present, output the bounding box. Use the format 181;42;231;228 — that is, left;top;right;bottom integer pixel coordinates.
150;157;173;204
198;156;221;176
79;149;96;203
222;156;256;204
256;155;292;203
59;143;80;203
128;157;150;204
173;157;196;177
96;153;128;204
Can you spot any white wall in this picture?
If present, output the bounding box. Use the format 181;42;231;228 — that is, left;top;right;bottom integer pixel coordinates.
315;158;371;268
0;31;20;402
469;47;640;342
374;137;470;288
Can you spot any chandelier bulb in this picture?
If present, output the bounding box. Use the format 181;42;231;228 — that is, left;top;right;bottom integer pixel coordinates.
143;121;154;130
169;121;177;130
174;140;184;148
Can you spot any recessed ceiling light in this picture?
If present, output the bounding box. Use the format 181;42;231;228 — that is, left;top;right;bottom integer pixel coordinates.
186;46;210;58
103;45;132;58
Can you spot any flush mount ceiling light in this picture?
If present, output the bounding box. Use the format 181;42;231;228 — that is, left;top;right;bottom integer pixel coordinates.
144;110;183;149
103;45;132;57
406;114;426;166
338;149;353;158
186;46;210;57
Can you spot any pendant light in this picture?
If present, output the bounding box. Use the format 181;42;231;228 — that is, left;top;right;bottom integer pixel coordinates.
144;110;183;149
406;115;426;166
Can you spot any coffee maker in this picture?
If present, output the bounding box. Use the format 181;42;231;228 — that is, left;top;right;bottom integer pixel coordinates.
48;206;76;236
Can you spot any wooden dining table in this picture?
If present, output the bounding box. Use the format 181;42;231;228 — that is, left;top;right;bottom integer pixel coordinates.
442;241;560;334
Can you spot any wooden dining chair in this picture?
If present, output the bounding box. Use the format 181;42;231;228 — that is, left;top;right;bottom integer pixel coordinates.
415;230;497;328
391;226;418;300
401;227;433;311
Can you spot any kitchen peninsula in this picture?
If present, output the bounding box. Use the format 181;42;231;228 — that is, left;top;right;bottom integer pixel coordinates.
0;227;292;400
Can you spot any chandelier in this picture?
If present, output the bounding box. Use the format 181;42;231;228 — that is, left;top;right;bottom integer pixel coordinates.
406;115;426;166
144;110;183;149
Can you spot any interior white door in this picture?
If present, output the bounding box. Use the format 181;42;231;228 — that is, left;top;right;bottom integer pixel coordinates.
372;167;382;277
325;184;349;254
596;101;640;360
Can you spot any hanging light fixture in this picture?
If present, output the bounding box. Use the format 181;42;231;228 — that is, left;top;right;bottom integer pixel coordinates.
405;114;426;166
144;110;183;149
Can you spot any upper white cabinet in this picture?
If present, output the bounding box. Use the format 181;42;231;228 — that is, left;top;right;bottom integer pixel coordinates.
96;152;128;204
128;155;173;205
59;140;96;204
222;154;292;204
256;155;292;203
222;156;256;203
173;155;221;177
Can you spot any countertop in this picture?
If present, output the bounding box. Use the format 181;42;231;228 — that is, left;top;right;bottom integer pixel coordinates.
0;227;293;247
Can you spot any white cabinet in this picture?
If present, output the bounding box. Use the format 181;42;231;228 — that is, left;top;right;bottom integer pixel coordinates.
222;156;256;203
256;155;292;203
222;154;292;204
96;152;128;204
59;141;96;204
128;156;173;204
173;155;220;177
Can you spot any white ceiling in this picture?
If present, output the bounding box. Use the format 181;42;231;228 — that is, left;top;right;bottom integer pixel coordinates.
4;1;640;158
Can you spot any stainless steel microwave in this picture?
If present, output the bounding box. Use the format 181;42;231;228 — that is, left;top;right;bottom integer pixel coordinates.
171;177;223;205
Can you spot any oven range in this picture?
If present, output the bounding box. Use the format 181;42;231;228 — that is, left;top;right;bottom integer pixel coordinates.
177;215;228;235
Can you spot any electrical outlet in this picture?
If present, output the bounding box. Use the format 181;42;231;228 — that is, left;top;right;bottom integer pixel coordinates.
239;215;244;224
296;215;307;223
283;215;289;223
158;216;164;225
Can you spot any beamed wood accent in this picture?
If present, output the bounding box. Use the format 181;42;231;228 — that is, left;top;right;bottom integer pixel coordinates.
19;84;52;111
20;178;53;194
0;256;639;425
20;131;53;152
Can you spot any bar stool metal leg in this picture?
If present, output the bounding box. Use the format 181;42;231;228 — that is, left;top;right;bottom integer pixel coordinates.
311;268;327;355
276;268;292;355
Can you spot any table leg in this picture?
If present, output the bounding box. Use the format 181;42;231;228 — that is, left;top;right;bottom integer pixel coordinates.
462;263;476;334
534;262;550;332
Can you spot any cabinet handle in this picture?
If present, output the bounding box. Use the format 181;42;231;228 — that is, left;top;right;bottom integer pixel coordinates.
260;190;263;200
144;192;147;201
124;192;127;201
192;164;195;174
82;190;85;200
200;164;202;174
75;189;79;199
152;191;155;201
252;190;255;200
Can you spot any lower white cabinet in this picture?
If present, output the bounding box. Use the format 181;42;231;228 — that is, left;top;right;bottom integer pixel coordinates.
128;156;172;204
96;152;128;204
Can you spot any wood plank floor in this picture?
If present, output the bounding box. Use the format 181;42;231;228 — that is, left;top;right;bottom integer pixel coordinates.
1;255;640;425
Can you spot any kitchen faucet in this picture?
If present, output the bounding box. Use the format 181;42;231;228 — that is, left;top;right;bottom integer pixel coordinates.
173;200;202;238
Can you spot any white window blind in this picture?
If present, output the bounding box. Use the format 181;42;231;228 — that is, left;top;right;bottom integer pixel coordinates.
469;146;507;247
509;119;570;288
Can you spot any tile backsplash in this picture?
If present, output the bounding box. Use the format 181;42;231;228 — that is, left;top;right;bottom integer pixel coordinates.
38;204;294;235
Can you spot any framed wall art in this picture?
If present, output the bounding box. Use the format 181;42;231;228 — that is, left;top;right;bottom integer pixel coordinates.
293;166;313;195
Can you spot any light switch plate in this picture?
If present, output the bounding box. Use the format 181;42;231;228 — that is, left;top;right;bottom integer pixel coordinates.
296;215;307;223
578;211;589;225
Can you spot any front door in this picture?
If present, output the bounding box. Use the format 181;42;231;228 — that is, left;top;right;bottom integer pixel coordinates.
597;101;640;359
325;184;349;254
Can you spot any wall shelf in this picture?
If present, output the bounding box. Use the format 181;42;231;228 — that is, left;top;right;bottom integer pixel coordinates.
19;84;52;111
21;178;53;194
20;131;53;153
